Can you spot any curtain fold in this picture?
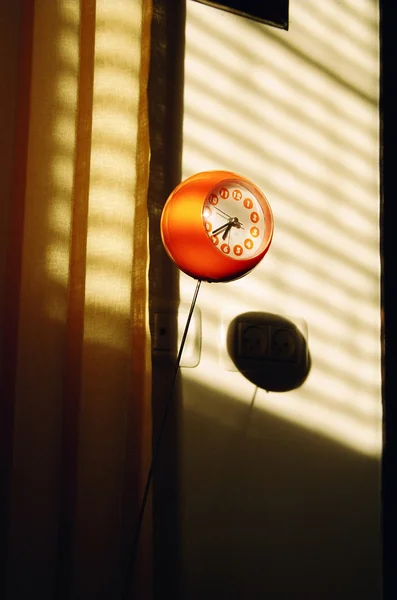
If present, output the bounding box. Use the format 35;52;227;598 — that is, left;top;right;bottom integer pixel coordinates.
0;1;153;599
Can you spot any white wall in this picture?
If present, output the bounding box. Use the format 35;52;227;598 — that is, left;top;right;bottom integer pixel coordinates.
178;1;381;598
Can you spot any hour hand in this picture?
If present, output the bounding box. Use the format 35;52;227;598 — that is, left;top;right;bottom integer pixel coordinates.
212;222;230;236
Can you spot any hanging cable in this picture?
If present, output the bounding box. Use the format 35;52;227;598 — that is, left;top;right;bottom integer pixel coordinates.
122;278;202;599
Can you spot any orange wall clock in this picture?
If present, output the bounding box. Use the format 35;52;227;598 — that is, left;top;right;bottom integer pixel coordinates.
160;170;274;282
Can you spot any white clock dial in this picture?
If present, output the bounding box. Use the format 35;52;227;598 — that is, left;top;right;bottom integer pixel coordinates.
202;181;266;260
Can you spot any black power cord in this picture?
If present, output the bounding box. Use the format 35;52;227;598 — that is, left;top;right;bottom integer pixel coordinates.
122;279;202;599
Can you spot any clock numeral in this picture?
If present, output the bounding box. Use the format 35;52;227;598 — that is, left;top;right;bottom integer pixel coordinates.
250;211;260;223
221;243;230;254
250;226;260;238
219;187;229;199
209;194;218;205
203;206;212;218
243;198;253;209
211;235;219;246
233;245;243;256
205;222;212;232
244;238;254;250
232;189;242;200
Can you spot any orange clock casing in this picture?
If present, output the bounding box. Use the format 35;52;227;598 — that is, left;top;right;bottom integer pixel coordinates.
160;170;274;282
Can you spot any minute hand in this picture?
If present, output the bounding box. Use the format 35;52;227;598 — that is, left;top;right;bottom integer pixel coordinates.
222;222;233;240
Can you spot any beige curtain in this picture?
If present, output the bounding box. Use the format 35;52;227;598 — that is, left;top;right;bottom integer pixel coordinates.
1;1;153;598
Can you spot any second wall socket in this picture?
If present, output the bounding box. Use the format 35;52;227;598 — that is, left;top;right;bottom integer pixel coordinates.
221;308;309;373
237;322;298;362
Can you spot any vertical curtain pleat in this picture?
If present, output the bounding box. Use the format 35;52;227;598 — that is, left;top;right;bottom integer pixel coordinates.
0;0;35;595
58;1;96;598
1;1;153;599
126;1;153;596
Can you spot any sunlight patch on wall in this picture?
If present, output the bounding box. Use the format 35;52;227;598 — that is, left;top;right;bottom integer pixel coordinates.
289;8;377;91
181;0;381;456
183;355;380;456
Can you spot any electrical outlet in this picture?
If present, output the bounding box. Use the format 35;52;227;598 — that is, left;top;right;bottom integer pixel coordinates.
152;306;202;368
221;309;309;372
221;310;310;391
238;323;268;358
270;327;297;362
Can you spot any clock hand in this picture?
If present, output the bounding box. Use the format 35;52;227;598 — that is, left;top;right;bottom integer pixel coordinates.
212;222;231;236
216;208;244;229
212;217;244;237
225;217;243;242
222;222;233;240
215;207;233;219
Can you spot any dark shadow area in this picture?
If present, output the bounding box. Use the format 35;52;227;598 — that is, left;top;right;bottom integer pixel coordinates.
192;0;289;30
147;1;186;597
0;1;23;595
227;311;311;391
180;377;381;600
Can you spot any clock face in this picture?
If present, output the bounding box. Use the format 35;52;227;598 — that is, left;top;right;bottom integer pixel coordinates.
202;181;266;260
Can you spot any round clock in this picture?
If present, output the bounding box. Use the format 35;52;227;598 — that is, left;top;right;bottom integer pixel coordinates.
160;170;274;282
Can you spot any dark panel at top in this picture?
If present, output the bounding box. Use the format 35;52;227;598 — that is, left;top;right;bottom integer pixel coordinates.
192;0;289;30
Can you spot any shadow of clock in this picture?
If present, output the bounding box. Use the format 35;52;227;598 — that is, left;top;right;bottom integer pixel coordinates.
226;311;311;392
